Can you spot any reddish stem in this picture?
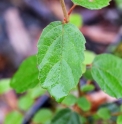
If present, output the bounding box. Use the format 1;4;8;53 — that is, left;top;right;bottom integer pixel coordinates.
68;4;77;16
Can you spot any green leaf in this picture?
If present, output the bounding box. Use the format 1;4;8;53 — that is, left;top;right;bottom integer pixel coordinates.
81;84;95;92
120;105;122;112
79;116;87;124
93;114;101;120
97;108;111;120
62;94;77;106
115;0;122;10
0;79;11;94
83;69;93;80
10;55;39;93
81;63;86;74
18;95;34;111
91;54;122;98
117;115;122;124
71;0;111;10
33;109;52;123
70;14;83;28
84;50;96;65
28;86;46;99
37;21;86;102
77;97;91;111
51;109;81;124
82;50;95;78
4;111;23;124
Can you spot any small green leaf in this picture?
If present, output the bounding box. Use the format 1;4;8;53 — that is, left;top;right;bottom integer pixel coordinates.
37;21;86;102
4;111;23;124
79;116;87;124
81;63;86;74
97;108;111;120
81;84;95;92
93;114;101;120
77;97;91;111
51;109;81;124
62;94;77;106
115;0;122;10
83;69;93;80
117;115;122;124
10;55;39;93
33;109;52;123
91;54;122;98
18;95;34;111
71;0;111;9
28;86;46;99
0;79;11;94
45;122;51;124
120;105;122;112
84;51;96;65
70;14;83;28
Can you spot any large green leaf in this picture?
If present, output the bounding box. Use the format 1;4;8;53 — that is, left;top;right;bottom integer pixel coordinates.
91;54;122;98
51;109;81;124
10;56;39;92
37;21;86;102
71;0;111;10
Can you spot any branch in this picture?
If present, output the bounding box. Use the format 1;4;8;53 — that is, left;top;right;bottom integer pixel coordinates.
111;112;122;116
60;0;68;23
77;80;84;97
